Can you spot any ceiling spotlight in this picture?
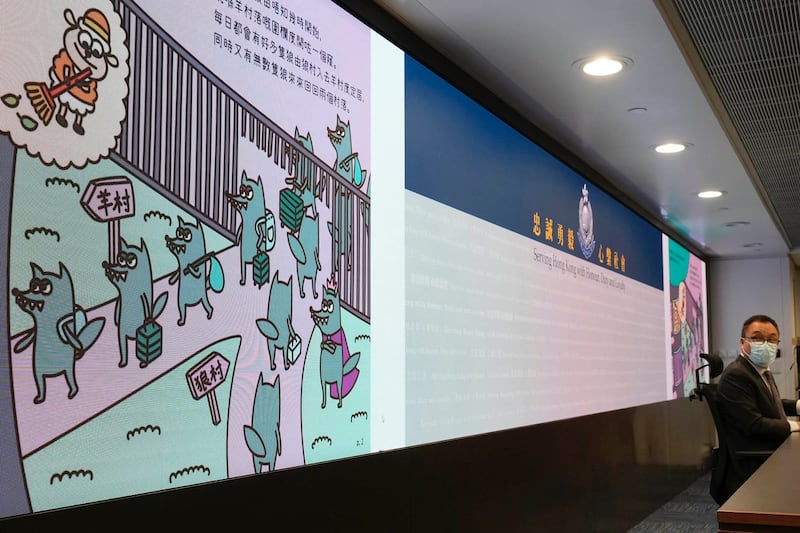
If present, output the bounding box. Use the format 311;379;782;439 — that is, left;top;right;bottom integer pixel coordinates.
653;142;691;154
574;56;632;77
698;190;725;199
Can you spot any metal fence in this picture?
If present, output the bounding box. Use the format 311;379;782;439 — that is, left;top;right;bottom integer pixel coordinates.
110;0;369;321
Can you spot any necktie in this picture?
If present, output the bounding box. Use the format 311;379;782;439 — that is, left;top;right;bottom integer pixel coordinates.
764;370;787;421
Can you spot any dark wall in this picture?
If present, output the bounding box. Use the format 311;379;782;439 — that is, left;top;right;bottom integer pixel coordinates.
1;398;714;532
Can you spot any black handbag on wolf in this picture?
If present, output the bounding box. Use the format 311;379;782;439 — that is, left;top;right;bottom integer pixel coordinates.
136;319;162;368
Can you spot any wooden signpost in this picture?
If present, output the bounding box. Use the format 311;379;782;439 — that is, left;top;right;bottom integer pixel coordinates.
80;176;135;264
186;352;230;425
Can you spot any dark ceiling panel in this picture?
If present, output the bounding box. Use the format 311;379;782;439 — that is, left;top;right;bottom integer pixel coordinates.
672;0;800;249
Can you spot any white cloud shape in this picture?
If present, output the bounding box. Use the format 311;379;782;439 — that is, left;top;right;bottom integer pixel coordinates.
0;0;129;169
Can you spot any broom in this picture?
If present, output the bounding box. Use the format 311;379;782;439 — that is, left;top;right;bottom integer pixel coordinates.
24;68;92;125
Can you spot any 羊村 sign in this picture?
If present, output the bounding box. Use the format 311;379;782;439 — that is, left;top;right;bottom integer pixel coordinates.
81;176;135;222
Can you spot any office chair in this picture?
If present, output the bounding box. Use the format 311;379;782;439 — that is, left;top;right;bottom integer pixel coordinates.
693;352;772;505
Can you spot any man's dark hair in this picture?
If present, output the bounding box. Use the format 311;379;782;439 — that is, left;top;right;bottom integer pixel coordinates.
740;314;779;338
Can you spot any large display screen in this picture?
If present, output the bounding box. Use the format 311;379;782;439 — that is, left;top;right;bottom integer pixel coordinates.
0;0;708;519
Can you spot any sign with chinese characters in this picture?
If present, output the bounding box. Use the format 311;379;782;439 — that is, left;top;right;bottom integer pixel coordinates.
81;176;135;222
186;351;230;425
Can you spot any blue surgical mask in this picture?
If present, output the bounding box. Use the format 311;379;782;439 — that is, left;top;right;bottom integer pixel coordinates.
749;341;778;367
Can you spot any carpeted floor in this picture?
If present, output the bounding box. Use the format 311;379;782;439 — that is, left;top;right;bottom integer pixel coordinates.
627;471;718;532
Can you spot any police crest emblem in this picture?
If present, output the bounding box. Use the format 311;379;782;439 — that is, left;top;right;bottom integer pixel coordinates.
578;184;596;259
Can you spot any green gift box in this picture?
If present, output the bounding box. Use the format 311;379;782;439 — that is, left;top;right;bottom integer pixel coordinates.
253;251;270;288
136;319;162;367
279;187;303;233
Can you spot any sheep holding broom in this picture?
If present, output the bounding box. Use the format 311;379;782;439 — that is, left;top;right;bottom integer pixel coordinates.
0;1;128;169
25;8;119;135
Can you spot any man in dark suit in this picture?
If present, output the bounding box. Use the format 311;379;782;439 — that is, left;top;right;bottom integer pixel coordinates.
714;314;800;503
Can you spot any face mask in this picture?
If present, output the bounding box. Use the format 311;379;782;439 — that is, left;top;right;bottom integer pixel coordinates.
749;341;778;367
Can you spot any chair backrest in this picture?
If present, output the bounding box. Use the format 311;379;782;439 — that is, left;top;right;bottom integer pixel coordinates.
695;352;723;400
692;353;726;503
700;382;729;504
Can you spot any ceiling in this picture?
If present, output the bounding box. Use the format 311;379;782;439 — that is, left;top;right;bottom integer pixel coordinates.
367;0;800;263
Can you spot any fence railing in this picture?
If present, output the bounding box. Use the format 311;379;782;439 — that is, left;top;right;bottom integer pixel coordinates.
111;0;369;321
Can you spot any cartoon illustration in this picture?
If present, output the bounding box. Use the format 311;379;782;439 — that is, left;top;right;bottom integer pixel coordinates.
327;115;366;271
310;273;361;408
256;271;301;372
226;171;275;286
670;274;704;398
165;216;214;326
243;373;282;473
290;126;315;192
287;185;321;299
279;128;315;236
362;179;370;232
103;237;168;367
25;8;119;135
11;262;105;403
286;131;322;299
328;115;366;189
0;0;372;519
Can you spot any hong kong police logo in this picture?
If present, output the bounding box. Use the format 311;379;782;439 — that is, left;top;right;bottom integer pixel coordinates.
578;184;596;259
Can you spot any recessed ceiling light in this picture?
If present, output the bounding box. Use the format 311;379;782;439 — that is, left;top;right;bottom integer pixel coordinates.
698;190;725;199
653;142;691;154
573;56;633;77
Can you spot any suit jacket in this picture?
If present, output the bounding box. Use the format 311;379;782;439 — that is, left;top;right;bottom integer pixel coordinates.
713;355;797;502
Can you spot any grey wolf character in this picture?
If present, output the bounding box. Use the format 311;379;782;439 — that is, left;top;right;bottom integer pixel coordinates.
291;126;315;192
256;271;300;372
25;8;119;134
103;237;167;367
327;115;367;272
165;216;214;326
225;171;275;286
310;273;360;408
243;373;281;473
328;115;366;188
287;181;321;299
12;262;105;403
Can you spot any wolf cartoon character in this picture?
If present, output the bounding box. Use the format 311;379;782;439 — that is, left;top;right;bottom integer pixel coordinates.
287;128;321;299
327;116;367;272
290;126;315;192
256;271;300;372
12;262;105;403
287;183;321;299
226;171;275;286
103;237;167;367
243;373;281;473
166;216;214;326
328;115;366;188
310;273;360;408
